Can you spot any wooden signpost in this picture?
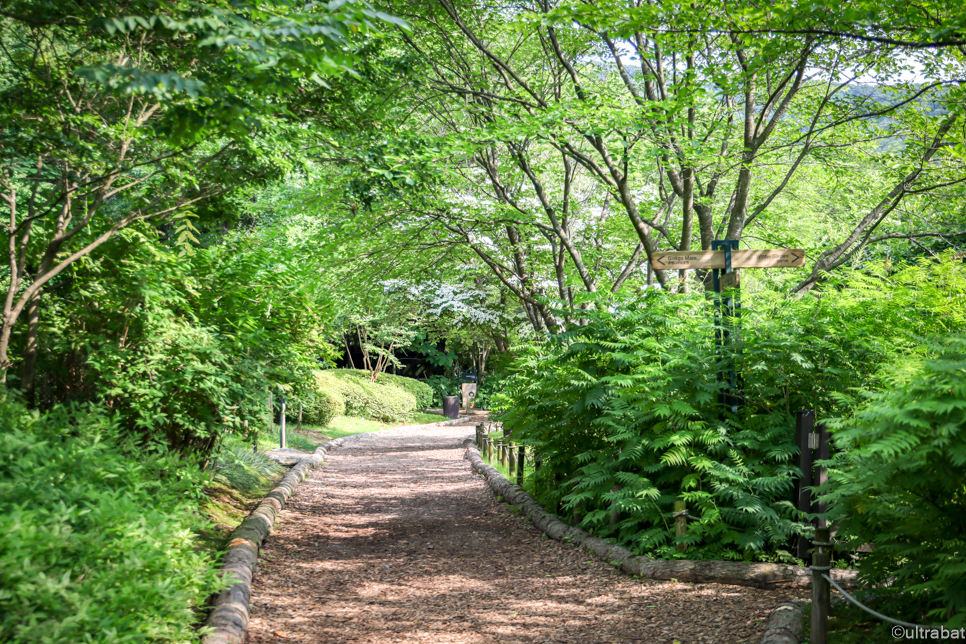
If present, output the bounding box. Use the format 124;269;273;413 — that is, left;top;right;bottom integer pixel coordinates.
650;242;807;413
651;248;805;270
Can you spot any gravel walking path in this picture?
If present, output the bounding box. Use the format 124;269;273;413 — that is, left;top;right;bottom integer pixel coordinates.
245;421;802;644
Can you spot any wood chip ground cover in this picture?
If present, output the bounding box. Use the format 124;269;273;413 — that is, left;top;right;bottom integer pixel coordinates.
246;421;803;643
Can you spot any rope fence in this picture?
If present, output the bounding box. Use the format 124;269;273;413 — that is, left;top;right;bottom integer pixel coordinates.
808;528;946;644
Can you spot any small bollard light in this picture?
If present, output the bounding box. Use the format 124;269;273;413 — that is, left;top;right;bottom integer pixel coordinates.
279;395;286;449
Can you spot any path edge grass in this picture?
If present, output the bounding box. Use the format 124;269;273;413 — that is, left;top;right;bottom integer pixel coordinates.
200;437;348;644
201;415;472;644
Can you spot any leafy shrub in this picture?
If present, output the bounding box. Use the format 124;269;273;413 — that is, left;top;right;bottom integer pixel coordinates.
823;335;966;627
0;396;222;643
290;384;344;428
316;369;417;422
373;372;435;409
496;256;966;560
424;374;457;407
88;313;245;454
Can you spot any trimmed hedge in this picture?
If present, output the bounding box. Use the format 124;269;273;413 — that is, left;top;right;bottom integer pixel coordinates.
289;382;345;428
0;396;221;644
312;370;420;423
370;372;434;409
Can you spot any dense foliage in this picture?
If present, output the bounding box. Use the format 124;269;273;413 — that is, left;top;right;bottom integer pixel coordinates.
312;369;431;423
30;225;329;454
497;255;966;563
0;0;964;635
824;335;966;627
0;396;220;643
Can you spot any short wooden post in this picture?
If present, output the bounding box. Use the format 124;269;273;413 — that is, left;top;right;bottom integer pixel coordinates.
810;527;832;644
297;401;303;431
674;500;687;552
796;410;815;561
508;442;516;477
279;395;286;449
498;443;507;468
813;423;830;529
534;457;542;495
486;437;494;461
516;445;525;486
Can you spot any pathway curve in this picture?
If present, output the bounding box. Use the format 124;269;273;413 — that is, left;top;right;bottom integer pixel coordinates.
246;421;801;644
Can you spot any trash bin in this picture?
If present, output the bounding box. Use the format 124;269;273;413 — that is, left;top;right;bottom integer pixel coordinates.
442;395;460;419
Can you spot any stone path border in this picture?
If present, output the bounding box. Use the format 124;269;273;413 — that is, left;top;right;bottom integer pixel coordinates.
759;600;806;644
202;415;468;644
202;436;347;644
465;438;853;589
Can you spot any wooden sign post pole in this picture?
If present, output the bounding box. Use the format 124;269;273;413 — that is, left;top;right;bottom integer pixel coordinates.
711;239;742;414
649;244;804;415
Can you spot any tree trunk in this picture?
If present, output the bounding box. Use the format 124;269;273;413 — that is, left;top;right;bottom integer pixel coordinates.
20;289;41;405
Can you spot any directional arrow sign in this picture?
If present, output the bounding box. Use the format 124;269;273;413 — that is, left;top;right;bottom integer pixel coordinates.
731;249;805;268
651;249;805;270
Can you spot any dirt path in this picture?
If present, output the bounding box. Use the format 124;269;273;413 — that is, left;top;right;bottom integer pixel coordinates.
246;421;801;644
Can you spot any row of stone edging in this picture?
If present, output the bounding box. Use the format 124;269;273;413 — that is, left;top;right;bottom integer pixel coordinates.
201;435;350;644
201;415;473;644
760;600;806;644
464;438;848;641
463;438;857;589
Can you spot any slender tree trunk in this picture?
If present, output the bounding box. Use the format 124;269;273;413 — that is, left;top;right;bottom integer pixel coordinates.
20;290;41;404
0;317;13;385
343;334;356;369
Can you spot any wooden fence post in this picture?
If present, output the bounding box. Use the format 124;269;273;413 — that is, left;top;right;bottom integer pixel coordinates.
517;445;525;486
268;391;273;431
508;442;516;477
674;500;687;552
297;401;303;431
796;410;815;561
811;527;831;644
813;423;830;529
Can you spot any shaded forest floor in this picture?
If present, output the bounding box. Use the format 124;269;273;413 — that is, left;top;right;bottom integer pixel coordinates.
246;420;803;643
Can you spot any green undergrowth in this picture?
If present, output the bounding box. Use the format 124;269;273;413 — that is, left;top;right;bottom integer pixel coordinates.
479;439;537;500
0;396;224;644
802;601;897;644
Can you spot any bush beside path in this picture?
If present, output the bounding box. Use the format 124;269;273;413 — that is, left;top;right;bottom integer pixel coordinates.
245;421;802;643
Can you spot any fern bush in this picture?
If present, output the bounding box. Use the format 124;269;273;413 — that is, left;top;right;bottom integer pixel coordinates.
497;254;966;560
499;294;804;558
822;335;966;627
